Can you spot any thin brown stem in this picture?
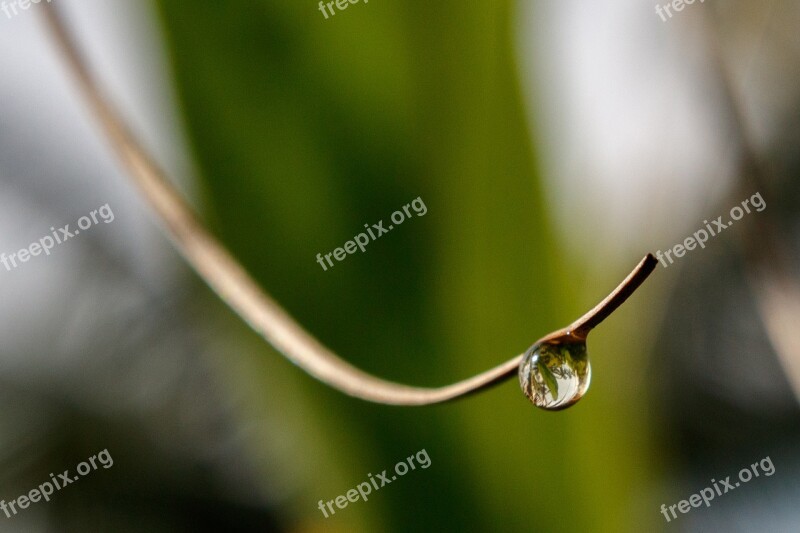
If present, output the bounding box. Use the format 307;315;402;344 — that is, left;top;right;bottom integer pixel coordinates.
39;4;657;405
568;254;658;339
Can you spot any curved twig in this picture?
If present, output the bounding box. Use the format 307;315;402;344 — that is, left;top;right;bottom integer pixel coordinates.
40;4;657;405
568;254;657;339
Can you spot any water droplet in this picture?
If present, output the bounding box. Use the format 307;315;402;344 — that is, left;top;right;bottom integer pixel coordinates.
519;339;591;410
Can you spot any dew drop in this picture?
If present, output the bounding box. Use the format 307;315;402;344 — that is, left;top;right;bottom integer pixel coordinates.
519;339;591;410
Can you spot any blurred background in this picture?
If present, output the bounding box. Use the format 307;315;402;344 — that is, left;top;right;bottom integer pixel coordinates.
0;0;798;531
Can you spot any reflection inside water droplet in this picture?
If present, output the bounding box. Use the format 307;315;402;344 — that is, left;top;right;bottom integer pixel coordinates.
519;340;591;410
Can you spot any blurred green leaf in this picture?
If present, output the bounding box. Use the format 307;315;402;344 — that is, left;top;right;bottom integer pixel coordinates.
150;1;650;532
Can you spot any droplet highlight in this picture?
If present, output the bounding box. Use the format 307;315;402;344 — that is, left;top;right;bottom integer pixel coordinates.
519;340;591;410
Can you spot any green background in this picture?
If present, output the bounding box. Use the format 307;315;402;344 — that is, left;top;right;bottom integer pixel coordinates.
153;1;660;531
